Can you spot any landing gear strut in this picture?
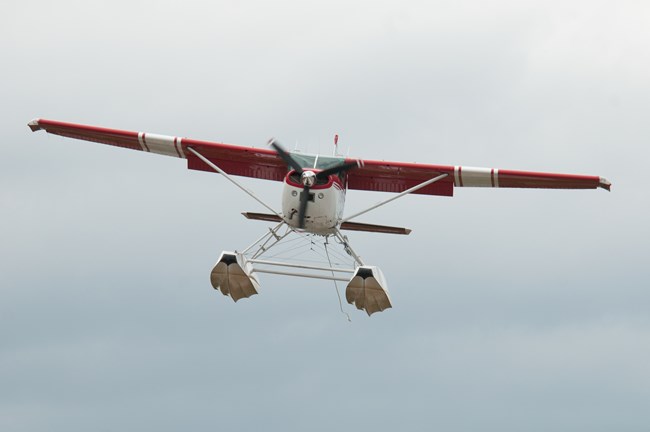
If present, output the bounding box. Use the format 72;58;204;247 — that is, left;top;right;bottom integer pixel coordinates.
209;224;392;316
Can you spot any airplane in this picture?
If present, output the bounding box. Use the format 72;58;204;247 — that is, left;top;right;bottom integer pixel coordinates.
28;118;611;316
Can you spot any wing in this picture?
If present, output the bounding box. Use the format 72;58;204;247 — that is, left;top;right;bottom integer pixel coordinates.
346;158;611;197
29;119;611;194
28;119;288;181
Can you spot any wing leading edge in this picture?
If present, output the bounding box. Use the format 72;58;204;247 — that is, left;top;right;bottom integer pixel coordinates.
28;119;611;193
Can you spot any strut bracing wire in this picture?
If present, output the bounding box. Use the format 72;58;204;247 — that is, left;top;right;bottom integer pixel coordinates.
325;238;351;322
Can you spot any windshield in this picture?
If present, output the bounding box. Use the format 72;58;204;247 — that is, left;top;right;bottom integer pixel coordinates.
288;152;346;171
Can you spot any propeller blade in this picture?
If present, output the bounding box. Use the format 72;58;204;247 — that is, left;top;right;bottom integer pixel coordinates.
268;138;303;174
316;160;363;179
298;186;310;229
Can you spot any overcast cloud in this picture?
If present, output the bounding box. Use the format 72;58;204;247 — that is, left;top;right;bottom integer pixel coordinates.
2;1;649;431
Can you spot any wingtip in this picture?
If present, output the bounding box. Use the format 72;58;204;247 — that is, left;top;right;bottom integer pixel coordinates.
599;177;612;191
27;118;41;132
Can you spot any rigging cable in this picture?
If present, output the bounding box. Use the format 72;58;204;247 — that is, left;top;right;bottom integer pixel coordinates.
325;237;351;322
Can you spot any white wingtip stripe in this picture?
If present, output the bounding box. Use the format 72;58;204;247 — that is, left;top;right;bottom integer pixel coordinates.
454;166;492;187
136;133;185;158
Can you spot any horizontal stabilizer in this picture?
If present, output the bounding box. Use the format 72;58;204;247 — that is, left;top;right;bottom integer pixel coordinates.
242;212;412;235
242;212;283;223
339;220;411;235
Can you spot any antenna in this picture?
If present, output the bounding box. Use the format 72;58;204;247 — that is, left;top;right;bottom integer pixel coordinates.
333;134;339;156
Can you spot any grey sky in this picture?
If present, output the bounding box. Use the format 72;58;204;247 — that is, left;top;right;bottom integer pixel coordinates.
2;0;649;430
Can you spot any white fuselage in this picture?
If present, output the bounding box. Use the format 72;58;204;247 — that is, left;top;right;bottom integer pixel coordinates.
281;170;346;235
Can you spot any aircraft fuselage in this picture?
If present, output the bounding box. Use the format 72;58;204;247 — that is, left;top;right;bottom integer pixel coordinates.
281;169;346;234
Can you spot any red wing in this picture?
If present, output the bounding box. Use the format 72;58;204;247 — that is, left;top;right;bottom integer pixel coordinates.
28;119;288;182
29;119;611;192
346;158;611;196
346;159;456;197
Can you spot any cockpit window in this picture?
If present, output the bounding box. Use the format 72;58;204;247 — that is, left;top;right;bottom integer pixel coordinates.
289;172;330;186
288;153;345;170
286;152;348;184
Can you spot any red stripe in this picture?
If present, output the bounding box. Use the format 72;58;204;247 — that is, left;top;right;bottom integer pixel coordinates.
173;137;182;157
458;166;464;187
141;133;150;152
490;169;495;187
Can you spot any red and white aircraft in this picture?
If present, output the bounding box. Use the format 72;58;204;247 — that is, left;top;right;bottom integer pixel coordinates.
29;119;611;316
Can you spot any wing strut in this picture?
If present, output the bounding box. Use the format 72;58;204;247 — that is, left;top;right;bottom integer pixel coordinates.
186;147;282;218
342;173;449;223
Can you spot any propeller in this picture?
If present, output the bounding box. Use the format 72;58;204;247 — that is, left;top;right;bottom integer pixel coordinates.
269;139;362;229
316;161;362;179
268;138;303;174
